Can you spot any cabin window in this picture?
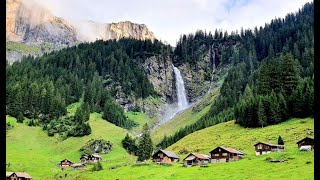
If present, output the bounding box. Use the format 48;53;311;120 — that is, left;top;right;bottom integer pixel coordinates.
214;154;219;156
222;153;228;156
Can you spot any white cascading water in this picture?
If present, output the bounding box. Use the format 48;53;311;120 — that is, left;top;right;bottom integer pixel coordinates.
151;65;189;129
173;65;189;111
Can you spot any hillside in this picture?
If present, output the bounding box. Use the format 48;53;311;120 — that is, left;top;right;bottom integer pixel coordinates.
51;118;313;179
151;89;219;143
6;113;137;179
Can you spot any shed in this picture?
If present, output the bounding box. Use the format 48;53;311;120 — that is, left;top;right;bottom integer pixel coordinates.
210;146;243;163
254;142;285;155
152;149;179;163
296;137;314;151
183;153;210;166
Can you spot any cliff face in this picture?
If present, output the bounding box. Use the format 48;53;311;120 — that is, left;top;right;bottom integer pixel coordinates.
6;0;77;47
6;0;155;62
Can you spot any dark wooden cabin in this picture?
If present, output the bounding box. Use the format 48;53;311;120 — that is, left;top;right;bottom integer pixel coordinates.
210;146;243;163
152;149;179;163
296;137;314;151
6;172;32;180
80;153;102;163
254;142;285;155
59;159;73;167
183;153;210;166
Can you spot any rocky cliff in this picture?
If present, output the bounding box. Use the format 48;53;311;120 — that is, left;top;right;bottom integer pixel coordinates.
6;0;155;62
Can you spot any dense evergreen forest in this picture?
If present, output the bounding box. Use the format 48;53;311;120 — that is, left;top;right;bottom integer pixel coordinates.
158;2;314;149
6;38;171;138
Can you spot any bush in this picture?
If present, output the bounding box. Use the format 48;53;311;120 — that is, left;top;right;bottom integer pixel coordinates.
92;162;103;171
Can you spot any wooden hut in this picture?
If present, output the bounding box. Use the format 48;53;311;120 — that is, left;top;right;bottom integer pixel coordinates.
80;153;102;163
296;137;314;151
6;172;32;180
254;142;285;155
71;163;86;170
152;149;179;163
59;159;73;167
183;153;210;166
210;146;243;163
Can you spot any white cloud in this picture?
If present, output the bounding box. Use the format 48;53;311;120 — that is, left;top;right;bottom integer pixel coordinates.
30;0;312;46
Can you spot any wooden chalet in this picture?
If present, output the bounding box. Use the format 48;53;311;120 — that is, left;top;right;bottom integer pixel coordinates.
209;146;243;163
183;153;210;166
152;149;179;163
80;153;102;163
59;159;73;167
71;163;86;170
6;172;32;180
254;142;285;155
297;137;314;151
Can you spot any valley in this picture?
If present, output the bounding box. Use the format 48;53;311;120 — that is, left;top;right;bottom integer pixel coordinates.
6;1;314;180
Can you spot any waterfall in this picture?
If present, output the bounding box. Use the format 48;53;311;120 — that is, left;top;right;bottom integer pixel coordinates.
208;45;216;91
151;65;189;129
173;65;189;110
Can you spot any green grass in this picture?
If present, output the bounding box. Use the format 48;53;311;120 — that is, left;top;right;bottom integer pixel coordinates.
125;111;156;132
151;89;219;143
6;113;137;179
6;42;41;52
6;115;17;126
167;118;314;157
53;118;314;180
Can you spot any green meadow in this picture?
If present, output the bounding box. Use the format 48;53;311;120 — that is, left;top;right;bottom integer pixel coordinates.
6;111;313;179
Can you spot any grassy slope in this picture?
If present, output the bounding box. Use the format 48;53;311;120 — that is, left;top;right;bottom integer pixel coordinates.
151;89;219;143
6;113;137;180
57;118;314;180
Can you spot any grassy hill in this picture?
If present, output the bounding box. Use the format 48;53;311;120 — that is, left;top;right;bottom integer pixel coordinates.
6;113;137;179
12;117;310;179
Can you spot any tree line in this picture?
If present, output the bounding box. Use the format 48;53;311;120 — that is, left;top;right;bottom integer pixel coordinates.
158;2;314;149
6;38;170;137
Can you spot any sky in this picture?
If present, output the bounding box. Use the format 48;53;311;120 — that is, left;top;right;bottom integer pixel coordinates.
34;0;312;46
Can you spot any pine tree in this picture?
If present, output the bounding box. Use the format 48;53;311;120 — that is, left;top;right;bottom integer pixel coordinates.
258;98;267;128
137;123;153;161
278;135;284;145
280;53;300;95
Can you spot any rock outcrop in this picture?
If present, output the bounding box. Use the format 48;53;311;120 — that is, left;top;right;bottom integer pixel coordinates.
6;0;155;62
143;56;176;103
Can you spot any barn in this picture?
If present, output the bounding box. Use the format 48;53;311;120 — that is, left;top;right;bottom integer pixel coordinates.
152;149;179;163
59;159;73;167
254;142;285;155
209;146;243;163
296;137;314;151
183;153;210;166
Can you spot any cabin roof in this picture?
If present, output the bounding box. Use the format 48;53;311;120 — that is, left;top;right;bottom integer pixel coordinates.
91;153;101;158
296;137;314;144
253;142;284;147
6;172;14;177
210;146;243;154
71;163;86;167
153;149;179;159
184;153;209;160
60;159;73;163
8;172;32;179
